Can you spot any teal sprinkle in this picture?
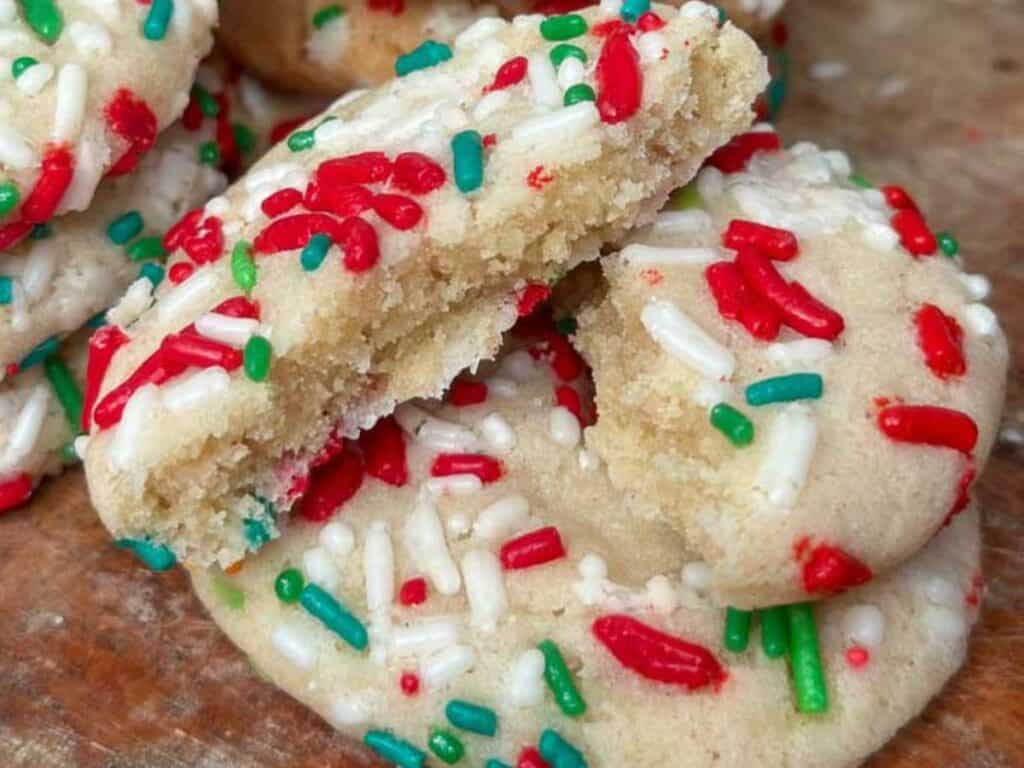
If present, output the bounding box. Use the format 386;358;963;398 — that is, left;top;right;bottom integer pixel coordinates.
300;584;368;650
86;310;108;329
745;373;823;406
395;40;452;77
115;538;177;571
0;276;12;305
30;222;53;239
19;335;59;370
716;4;727;24
539;729;588;768
445;699;498;736
555;315;577;336
243;517;271;551
364;731;426;768
107;211;144;245
485;761;513;768
300;233;332;271
143;0;174;41
619;0;649;22
450;130;483;193
138;262;165;287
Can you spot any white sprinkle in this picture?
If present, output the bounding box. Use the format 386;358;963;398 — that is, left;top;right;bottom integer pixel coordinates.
578;553;608;581
505;648;546;708
637;32;668;63
110;385;159;470
599;0;622;14
194;313;259;348
454;17;507;49
679;1;718;21
578;448;601;471
0;119;36;168
392;618;460;658
446;511;471;539
53;64;88;142
527;51;560;109
765;339;833;367
923;575;960;607
695;166;724;202
479;412;516;454
641;298;735;380
328;696;371;726
161;367;230;413
157;266;221;322
461;549;507;631
403;496;461;595
473;494;530;541
621;244;720;267
959;273;991;301
106;277;155;327
271;622;318;669
809;60;849;81
319;521;355;560
548;406;581;448
963;303;999;336
485;376;519;398
425;473;483;497
364;520;394;614
681;561;712;594
646;575;679;614
756;403;818;508
650;209;713;236
498;350;540;382
923;605;966;642
862;223;900;251
21;242;56;301
692;378;733;409
16;61;55;96
473;89;510;121
0;385;49;471
244;162;305;192
395;404;479;452
556;56;585;89
306;14;350;67
0;0;15;22
73;434;90;461
420;644;476;689
303;546;340;591
510;102;599;147
841;604;885;649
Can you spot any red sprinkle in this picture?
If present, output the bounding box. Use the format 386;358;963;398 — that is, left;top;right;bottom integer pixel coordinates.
399;671;420;695
877;404;978;454
20;145;74;223
0;473;34;513
368;0;405;13
269;113;316;144
802;544;873;594
531;331;585;381
891;209;937;257
722;219;799;261
431;453;503;483
637;11;666;31
398;577;428;606
881;185;918;211
371;193;423;230
530;0;590;13
945;460;975;525
555;384;584;424
81;325;129;432
254;213;343;254
298;447;365;522
0;221;33;250
304;180;374;218
260;187;303;218
592;614;727;690
181;215;225;264
484;56;529;93
447;379;488;406
359;416;408;486
392;152;447;195
526;165;555;190
596;28;642;124
161;333;242;372
105;89;158;176
707;131;781;174
590;18;630;37
482;133;497;148
92;349;188;429
914;304;966;379
516;283;551;317
316;152;393;186
167;261;195;284
845;646;870;669
500;526;566;570
338;216;380;272
182;95;203;131
704;260;782;341
163;209;202;253
517;747;551;768
310;428;345;471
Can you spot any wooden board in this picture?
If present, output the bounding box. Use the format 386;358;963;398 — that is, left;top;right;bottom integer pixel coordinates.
2;0;1023;765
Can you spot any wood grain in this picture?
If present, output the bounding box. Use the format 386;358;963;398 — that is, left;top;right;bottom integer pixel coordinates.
1;1;1023;765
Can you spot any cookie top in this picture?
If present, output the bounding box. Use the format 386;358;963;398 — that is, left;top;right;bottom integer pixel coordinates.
576;136;1007;608
0;0;215;238
81;4;767;568
189;335;983;768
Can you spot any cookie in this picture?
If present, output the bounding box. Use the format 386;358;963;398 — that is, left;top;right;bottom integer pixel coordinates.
0;0;216;246
575;136;1007;608
189;334;983;768
216;0;502;95
80;4;768;568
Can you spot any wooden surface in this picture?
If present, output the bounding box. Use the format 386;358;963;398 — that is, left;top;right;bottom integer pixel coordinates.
2;1;1023;765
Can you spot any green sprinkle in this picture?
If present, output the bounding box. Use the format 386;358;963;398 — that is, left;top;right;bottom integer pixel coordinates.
446;699;497;736
300;233;331;272
139;262;165;287
274;568;304;603
936;232;959;258
107;211;144;245
43;354;82;431
786;603;828;714
0;182;19;217
724;607;753;652
199;141;221;165
19;0;63;43
143;0;174;41
555;315;577;336
115;538;177;571
243;335;272;382
619;0;649;22
243;517;271;550
669;182;701;210
848;173;873;189
11;56;37;78
299;583;368;650
60;441;79;464
0;276;12;305
451;130;483;193
760;606;789;659
232;122;256;155
126;235;167;262
484;761;513;768
312;4;344;28
211;571;246;610
428;729;464;765
538;638;586;717
19;335;58;370
540;13;587;41
563;83;596;107
549;43;586;68
287;129;315;153
191;84;219;118
745;373;823;406
716;4;727;24
539;729;587;768
710;403;754;446
86;310;107;329
395;40;453;77
231;241;258;292
30;222;52;239
765;49;790;120
364;731;426;768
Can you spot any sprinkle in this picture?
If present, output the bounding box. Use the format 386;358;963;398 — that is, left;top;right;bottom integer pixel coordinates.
425;473;482;497
114;538;176;571
0;182;19;216
765;339;832;367
722;219;798;260
669;182;701;210
595;27;641;124
548;406;581;447
21;145;74;224
287;130;315;152
167;261;194;283
785;603;828;713
126;236;166;262
230;241;258;292
510;101;599;146
11;56;37;78
877;404;977;454
421;644;477;689
540;13;587;41
484;56;528;92
395;404;479;452
461;548;508;629
372;194;422;230
395;40;453;76
243;336;272;382
562;83;596;107
392;618;459;658
428;730;464;765
142;0;174;40
359;416;408;486
723;607;752;652
538;638;586;716
431;453;502;483
107;211;144;245
649;209;712;237
517;747;549;768
402;496;462;595
802;544;872;595
539;729;586;768
936;232;959;258
446;699;498;737
19;0;63;43
550;43;586;68
312;4;344;28
198;141;220;165
451;130;484;193
841;604;884;649
501;526;566;570
473;495;529;541
319;520;355;560
398;576;428;606
0;474;33;513
400;671;420;695
365;731;426;768
0;276;12;304
299;447;364;521
53;63;87;143
709;403;754;446
43;354;83;431
756;403;817;508
299;583;368;651
963;302;999;336
505;648;546;708
162;333;242;371
274;568;304;602
81;325;128;432
619;0;648;21
891;209;937;257
845;646;870;668
745;373;823;406
271;622;318;669
640;298;735;380
707;131;781;173
19;335;59;369
914;304;965;378
105;89;158;176
760;606;789;658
